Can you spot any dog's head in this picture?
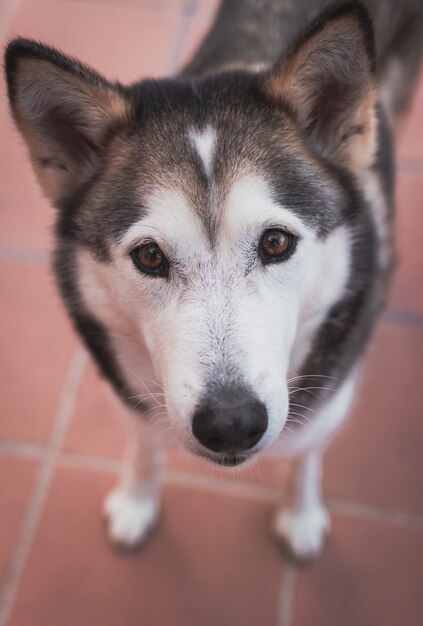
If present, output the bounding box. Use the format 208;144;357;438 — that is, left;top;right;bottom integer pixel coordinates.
5;3;378;465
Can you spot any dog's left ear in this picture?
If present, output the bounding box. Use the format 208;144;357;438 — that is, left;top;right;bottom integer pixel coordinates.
5;38;133;205
264;1;377;171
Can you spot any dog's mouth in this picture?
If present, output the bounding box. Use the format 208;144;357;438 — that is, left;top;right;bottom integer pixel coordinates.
201;452;250;468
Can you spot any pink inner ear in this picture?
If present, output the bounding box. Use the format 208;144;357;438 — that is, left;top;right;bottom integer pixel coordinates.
41;106;100;168
309;80;356;132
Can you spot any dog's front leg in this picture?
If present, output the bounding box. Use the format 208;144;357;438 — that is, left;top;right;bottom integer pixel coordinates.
104;415;161;548
273;448;329;561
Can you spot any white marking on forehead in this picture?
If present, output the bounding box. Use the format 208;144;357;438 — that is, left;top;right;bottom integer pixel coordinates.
188;125;216;179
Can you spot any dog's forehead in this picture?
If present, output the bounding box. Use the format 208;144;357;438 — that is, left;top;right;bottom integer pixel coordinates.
125;114;345;245
129;85;346;238
78;76;348;259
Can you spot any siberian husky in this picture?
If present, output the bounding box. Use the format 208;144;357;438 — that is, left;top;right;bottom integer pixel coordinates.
5;0;423;560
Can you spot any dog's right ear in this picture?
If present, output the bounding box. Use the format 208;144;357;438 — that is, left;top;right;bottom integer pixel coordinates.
5;38;133;205
263;1;377;171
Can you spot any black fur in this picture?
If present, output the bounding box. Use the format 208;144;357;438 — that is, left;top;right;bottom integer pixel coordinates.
53;242;146;410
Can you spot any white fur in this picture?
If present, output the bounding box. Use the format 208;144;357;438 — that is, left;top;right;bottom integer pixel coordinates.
104;488;159;547
273;446;330;558
188;125;216;178
273;502;330;559
78;173;351;459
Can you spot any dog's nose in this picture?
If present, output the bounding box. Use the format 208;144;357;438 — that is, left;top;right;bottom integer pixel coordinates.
192;389;268;454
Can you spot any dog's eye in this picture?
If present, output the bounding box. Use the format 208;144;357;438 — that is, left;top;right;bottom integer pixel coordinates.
131;242;169;277
259;229;296;263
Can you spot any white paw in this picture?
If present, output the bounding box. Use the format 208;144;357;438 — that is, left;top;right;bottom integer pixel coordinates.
273;504;330;560
103;488;160;548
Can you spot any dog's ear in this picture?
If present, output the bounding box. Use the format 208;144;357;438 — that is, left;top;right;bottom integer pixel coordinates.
5;38;133;205
264;1;377;171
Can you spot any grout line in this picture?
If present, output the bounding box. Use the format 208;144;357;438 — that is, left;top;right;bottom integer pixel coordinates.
0;347;88;626
59;451;122;474
0;0;22;47
54;452;280;503
0;440;46;460
276;565;297;626
165;0;199;75
0;245;50;265
59;0;194;12
397;157;423;175
328;497;423;530
0;442;281;502
382;309;423;329
3;440;423;532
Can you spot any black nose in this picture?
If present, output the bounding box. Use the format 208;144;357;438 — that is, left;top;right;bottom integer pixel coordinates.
192;388;268;454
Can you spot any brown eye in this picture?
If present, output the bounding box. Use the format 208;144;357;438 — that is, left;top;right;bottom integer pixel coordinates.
259;228;296;263
131;242;169;277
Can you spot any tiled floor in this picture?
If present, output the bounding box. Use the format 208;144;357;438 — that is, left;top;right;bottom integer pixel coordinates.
0;1;422;625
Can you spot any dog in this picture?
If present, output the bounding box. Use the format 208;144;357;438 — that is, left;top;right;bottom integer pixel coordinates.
5;0;423;560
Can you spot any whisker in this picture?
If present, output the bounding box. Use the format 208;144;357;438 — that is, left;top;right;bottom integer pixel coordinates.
128;392;166;400
288;387;320;400
294;385;336;392
287;374;343;384
287;417;309;428
143;403;168;415
135;373;167;394
147;411;169;426
152;425;175;441
125;367;166;407
149;414;169;425
288;411;312;424
288;402;317;414
133;392;165;410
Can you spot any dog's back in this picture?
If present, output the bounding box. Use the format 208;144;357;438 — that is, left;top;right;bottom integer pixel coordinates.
184;0;423;128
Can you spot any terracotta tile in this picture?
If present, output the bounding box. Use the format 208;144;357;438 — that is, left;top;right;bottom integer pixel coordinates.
0;112;54;252
398;73;423;162
63;360;126;460
176;1;218;71
7;0;179;82
324;321;423;515
63;342;159;460
0;261;76;443
293;513;423;626
389;171;423;316
9;464;284;626
0;456;39;588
